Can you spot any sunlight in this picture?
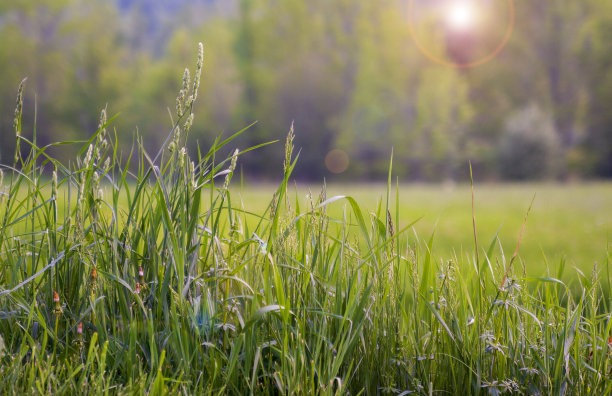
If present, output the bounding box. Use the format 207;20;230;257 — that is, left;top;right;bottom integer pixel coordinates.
446;1;478;30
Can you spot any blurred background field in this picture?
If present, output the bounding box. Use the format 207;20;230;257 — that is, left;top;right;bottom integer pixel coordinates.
234;182;612;279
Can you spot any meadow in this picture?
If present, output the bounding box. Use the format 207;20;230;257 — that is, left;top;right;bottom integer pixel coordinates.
237;182;612;279
1;48;612;395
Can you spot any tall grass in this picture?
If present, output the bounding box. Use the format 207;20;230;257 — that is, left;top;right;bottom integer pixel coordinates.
1;44;611;395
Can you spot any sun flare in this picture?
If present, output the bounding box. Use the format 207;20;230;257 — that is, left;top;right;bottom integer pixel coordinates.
446;2;478;30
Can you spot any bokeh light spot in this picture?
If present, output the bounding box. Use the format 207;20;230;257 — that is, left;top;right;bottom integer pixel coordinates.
325;149;350;174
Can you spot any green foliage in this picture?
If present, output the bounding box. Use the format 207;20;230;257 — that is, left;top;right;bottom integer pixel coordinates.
497;104;561;180
580;7;612;177
1;52;612;394
1;0;610;180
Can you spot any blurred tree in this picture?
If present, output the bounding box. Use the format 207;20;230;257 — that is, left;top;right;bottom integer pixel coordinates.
497;104;561;180
337;1;473;181
0;0;610;180
232;0;355;179
0;1;74;162
0;0;130;162
513;0;589;175
580;4;612;177
336;0;415;178
412;67;473;180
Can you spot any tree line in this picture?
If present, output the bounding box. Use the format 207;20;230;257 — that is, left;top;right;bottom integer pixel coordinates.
1;0;610;181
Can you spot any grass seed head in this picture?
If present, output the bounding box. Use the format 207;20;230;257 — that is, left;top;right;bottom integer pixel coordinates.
284;122;295;173
84;144;94;168
176;90;185;118
98;108;107;139
192;42;204;102
182;68;191;93
13;77;27;137
172;126;181;152
103;157;111;172
179;147;186;169
184;113;194;131
51;169;58;199
223;149;239;190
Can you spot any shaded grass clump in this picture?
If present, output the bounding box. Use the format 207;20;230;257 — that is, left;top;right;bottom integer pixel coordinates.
1;44;612;395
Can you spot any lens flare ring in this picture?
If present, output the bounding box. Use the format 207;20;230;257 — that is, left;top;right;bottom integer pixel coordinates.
407;0;515;69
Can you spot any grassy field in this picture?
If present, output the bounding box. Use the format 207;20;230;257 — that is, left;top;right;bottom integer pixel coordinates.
235;182;612;280
2;48;612;394
4;130;612;394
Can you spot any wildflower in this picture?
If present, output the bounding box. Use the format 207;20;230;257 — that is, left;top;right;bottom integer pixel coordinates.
504;278;521;293
485;342;507;356
135;282;141;295
89;267;97;296
480;331;495;343
138;265;145;286
75;322;85;349
52;291;63;315
519;367;539;376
